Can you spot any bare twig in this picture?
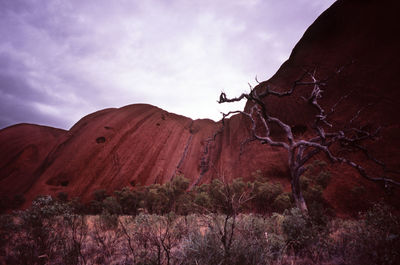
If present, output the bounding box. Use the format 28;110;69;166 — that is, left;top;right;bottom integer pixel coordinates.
218;67;399;213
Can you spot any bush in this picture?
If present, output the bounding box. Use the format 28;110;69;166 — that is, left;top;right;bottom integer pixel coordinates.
1;195;399;265
303;184;324;203
193;191;212;211
361;202;400;265
180;226;224;264
233;214;277;264
174;193;193;215
282;208;315;252
93;189;108;202
170;175;190;196
87;199;103;215
142;184;170;214
7;196;72;264
133;213;188;265
87;189;109;214
272;192;292;212
180;214;276;265
114;187;142;215
316;171;331;189
99;210;119;230
300;175;312;191
140;176;191;214
102;196;122;215
207;178;250;215
300;168;330;210
253;180;284;213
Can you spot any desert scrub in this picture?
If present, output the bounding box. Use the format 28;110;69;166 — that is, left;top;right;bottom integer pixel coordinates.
180;214;275;265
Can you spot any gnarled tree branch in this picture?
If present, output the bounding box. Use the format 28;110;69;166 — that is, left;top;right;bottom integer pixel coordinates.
218;68;399;213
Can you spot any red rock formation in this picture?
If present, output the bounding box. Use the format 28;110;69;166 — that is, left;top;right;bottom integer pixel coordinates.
1;0;399;214
23;105;216;203
16;104;287;205
244;0;400;214
0;124;65;198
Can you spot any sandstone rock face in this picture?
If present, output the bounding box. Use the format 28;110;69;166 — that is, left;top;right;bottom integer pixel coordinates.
0;124;65;197
23;105;220;202
245;0;400;214
1;0;399;214
16;104;288;204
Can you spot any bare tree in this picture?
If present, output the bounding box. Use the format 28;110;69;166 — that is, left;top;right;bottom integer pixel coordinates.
218;69;400;213
132;213;188;265
188;176;254;265
61;212;88;265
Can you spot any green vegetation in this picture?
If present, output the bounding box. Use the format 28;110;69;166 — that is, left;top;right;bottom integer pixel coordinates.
84;174;297;216
0;171;399;264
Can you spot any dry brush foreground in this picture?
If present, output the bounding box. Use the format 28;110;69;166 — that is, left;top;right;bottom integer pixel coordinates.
1;182;399;265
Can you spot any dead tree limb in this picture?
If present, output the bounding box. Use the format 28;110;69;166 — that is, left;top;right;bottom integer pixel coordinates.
218;69;399;213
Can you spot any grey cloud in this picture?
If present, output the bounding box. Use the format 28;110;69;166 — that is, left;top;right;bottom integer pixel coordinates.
0;52;71;129
0;73;46;103
0;0;336;130
0;53;55;102
0;96;69;129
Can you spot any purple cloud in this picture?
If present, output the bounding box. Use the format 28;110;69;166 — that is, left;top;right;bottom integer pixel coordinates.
0;0;336;129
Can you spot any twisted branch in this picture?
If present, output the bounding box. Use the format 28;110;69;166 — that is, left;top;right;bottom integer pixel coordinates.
218;67;399;211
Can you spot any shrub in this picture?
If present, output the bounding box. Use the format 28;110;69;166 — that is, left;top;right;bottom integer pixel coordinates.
174;193;193;215
233;214;277;264
8;196;72;264
192;191;212;212
90;214;121;263
272;192;292;212
180;226;224;265
307;201;332;226
99;210;119;230
208;178;250;215
93;189;108;202
102;196;122;215
87;199;103;215
114;187;142;215
87;189;109;214
253;181;283;213
142;184;169;214
282;208;315;252
300;175;312;191
303;184;324;203
316;171;331;189
170;175;190;196
1;194;398;265
320;202;400;265
133;213;188;265
360;202;400;265
181;214;284;265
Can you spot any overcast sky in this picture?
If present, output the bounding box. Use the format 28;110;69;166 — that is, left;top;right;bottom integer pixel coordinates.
0;0;336;130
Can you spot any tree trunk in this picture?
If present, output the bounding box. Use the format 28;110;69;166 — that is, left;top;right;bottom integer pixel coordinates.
291;171;308;214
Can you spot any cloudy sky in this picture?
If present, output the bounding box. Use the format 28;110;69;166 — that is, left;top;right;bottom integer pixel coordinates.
0;0;336;130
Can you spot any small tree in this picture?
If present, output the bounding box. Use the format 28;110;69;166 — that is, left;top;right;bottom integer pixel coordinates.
193;177;254;265
132;213;188;265
218;69;399;213
11;196;68;264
